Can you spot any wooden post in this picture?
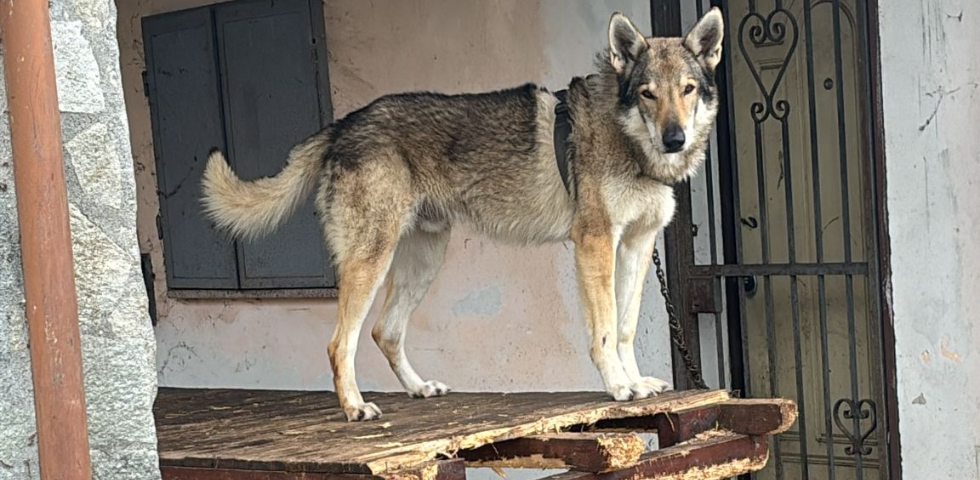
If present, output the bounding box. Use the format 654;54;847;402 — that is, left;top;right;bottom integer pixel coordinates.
0;0;94;477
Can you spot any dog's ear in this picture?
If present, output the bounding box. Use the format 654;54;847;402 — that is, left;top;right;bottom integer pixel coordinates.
608;12;648;74
683;7;724;74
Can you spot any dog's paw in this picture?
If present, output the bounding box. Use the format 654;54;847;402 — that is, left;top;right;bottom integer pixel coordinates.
630;377;672;399
344;402;382;422
409;380;450;399
608;384;636;402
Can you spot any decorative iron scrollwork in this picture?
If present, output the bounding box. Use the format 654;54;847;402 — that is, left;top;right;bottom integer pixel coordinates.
737;8;799;123
833;398;878;456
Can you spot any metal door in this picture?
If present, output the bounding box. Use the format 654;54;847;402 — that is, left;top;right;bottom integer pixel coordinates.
658;1;896;478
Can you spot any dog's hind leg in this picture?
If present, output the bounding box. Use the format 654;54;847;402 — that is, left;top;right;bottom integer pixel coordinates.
324;158;413;422
372;227;451;398
615;228;671;396
329;242;397;421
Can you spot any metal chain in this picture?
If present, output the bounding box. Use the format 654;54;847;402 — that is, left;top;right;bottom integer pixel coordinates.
652;247;708;390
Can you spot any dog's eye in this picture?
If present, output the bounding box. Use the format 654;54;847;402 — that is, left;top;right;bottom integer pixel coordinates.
641;90;656;100
683;84;697;96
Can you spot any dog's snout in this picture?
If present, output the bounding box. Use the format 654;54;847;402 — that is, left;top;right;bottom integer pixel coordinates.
662;126;686;153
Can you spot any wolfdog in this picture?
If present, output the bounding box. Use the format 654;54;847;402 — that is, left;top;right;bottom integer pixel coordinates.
201;9;724;421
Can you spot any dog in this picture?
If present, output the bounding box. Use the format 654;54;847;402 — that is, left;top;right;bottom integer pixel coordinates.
200;9;724;422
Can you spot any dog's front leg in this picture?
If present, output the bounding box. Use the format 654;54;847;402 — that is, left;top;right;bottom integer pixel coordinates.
572;225;634;401
615;228;671;396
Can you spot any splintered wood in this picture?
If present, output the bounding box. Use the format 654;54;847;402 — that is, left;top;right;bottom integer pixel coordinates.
541;432;770;480
155;389;729;475
154;388;796;480
458;433;647;471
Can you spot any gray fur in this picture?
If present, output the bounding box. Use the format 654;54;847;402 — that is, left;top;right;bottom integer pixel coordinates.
201;8;724;421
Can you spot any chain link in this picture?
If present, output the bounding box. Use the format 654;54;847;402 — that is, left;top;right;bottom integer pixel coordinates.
652;248;708;390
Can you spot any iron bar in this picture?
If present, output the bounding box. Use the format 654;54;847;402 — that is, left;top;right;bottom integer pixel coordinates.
690;262;867;277
714;0;751;401
706;149;718;266
802;0;838;476
780;105;811;477
1;0;94;477
763;276;783;478
719;3;745;273
829;0;867;476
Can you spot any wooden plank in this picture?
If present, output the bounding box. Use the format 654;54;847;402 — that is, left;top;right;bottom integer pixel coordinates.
716;399;797;436
161;459;466;480
652;406;720;448
539;432;769;480
458;433;646;472
584;397;797;447
155;389;731;475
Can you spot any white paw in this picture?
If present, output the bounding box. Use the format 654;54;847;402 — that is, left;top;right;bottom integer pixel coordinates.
344;402;382;422
630;377;672;399
409;380;450;399
608;384;636;402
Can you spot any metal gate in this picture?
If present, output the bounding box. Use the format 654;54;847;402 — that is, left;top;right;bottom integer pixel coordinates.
656;1;897;478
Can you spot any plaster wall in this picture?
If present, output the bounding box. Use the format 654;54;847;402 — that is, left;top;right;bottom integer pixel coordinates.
878;0;980;476
115;0;675;397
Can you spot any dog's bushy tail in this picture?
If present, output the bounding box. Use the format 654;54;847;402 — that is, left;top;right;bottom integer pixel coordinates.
201;132;330;240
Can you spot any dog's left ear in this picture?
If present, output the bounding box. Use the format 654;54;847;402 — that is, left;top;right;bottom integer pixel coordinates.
683;7;724;74
608;12;648;74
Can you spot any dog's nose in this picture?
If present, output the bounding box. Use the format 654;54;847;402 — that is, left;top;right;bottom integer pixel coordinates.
662;126;686;153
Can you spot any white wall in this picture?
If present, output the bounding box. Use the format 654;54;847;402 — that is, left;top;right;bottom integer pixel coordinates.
879;0;980;477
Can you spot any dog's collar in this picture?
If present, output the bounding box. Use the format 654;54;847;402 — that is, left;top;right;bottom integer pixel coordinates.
553;89;573;195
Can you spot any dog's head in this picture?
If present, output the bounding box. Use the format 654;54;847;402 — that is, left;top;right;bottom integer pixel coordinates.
607;9;723;158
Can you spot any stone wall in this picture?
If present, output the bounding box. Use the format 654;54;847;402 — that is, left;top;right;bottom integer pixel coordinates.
0;0;160;479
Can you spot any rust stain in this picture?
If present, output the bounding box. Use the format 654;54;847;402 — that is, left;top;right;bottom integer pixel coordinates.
940;335;962;363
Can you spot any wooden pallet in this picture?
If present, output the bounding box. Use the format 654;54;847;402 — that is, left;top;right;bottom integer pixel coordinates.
155;388;796;480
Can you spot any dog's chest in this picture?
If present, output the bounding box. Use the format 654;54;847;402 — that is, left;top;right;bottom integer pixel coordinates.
606;179;676;233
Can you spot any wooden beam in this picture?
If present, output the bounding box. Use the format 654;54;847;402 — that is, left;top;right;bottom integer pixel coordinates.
458;433;646;472
585;398;797;447
539;432;769;480
161;459;466;480
652;406;721;448
715;399;798;436
1;0;93;478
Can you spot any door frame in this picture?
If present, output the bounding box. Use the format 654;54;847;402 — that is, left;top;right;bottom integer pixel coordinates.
649;0;901;477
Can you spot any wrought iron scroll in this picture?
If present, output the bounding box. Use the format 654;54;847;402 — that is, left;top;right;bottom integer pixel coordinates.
833;398;878;456
737;8;799;123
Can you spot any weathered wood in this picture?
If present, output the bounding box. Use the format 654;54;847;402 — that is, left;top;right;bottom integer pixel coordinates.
161;459;466;480
540;432;769;480
155;388;731;475
458;433;646;472
716;399;798;436
652;406;721;448
584;398;797;447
